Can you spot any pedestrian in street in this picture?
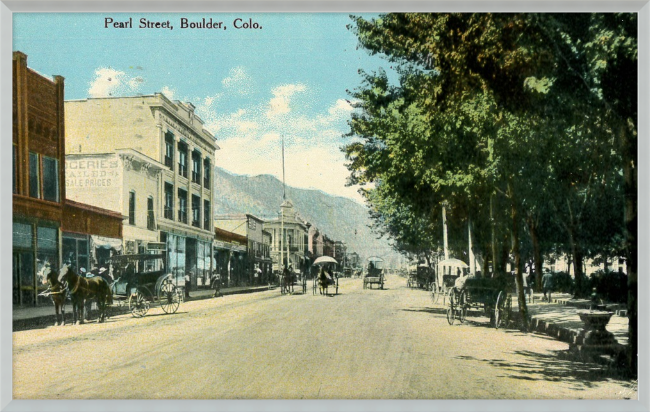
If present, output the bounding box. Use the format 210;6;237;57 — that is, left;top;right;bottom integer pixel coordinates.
542;270;553;302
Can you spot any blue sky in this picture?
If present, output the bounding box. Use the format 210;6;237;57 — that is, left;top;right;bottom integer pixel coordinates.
13;13;396;204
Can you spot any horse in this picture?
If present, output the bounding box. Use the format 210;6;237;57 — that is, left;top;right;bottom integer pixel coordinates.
58;264;113;324
281;269;296;294
40;266;68;326
318;269;334;295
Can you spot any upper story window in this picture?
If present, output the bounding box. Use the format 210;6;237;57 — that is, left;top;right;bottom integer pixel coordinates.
203;200;210;230
191;194;200;228
178;142;188;178
29;152;40;199
42;156;59;202
28;152;60;202
129;191;136;225
147;196;155;230
164;132;174;169
192;151;201;184
248;220;256;230
13;145;17;194
203;158;211;188
178;188;187;224
164;183;174;220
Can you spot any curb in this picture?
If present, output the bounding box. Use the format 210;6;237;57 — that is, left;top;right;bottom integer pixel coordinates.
13;286;271;331
512;309;627;369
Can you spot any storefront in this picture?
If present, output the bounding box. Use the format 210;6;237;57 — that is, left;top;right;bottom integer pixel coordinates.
12;220;60;306
214;227;248;287
162;232;212;291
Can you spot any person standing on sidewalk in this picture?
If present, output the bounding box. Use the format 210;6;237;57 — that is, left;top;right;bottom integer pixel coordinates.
542;270;553;302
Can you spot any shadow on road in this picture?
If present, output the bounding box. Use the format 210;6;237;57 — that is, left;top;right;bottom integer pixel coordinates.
401;307;447;316
455;350;634;387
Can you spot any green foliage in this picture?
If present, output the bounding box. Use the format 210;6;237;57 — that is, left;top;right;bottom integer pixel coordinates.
343;13;635;299
588;269;628;304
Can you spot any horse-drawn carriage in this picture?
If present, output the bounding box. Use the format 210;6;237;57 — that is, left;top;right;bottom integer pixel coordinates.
311;256;339;295
431;258;468;304
363;257;384;289
407;264;435;290
280;268;307;295
446;275;513;328
109;254;182;317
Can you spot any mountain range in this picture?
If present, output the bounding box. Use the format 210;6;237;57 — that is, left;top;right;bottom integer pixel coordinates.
212;167;401;266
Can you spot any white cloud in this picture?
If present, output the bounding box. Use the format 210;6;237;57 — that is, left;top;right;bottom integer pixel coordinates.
88;67;144;98
222;67;253;95
266;83;307;118
160;86;176;101
328;99;354;117
171;77;362;203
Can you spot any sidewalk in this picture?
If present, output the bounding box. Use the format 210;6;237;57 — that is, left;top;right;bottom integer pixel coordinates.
511;292;629;365
12;284;272;326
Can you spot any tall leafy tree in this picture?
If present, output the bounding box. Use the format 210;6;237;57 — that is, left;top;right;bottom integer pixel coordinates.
345;14;635;367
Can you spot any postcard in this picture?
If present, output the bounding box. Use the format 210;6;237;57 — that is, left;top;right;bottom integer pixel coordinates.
6;6;643;410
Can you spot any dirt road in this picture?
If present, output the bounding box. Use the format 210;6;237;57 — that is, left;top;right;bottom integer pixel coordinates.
12;276;636;399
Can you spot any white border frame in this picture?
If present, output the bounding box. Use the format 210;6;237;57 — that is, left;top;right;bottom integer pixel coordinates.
1;1;648;411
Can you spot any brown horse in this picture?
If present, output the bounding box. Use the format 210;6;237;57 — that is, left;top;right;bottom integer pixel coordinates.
318;268;334;295
40;266;68;326
58;264;113;324
281;269;296;294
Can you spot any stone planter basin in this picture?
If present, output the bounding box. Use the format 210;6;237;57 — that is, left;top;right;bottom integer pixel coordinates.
577;310;614;331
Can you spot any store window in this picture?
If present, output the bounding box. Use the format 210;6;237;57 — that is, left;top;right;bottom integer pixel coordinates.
42;156;59;202
166;234;186;286
13;222;34;305
36;226;59;305
63;236;89;272
29;152;40;199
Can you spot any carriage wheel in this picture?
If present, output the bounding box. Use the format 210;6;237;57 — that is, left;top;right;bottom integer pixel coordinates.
129;290;149;318
158;281;180;314
446;289;456;325
495;291;506;329
431;282;439;304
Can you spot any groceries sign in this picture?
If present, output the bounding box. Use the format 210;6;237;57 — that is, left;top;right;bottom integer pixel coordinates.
65;158;120;188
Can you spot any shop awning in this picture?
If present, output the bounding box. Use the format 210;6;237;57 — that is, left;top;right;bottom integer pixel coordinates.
91;235;122;252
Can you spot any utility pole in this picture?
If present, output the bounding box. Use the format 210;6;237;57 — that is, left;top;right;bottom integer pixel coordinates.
279;135;286;273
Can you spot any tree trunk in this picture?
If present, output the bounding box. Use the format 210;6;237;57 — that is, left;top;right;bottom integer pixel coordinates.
528;216;543;292
490;193;497;278
568;228;585;297
500;234;510;275
482;244;490;277
508;181;528;331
